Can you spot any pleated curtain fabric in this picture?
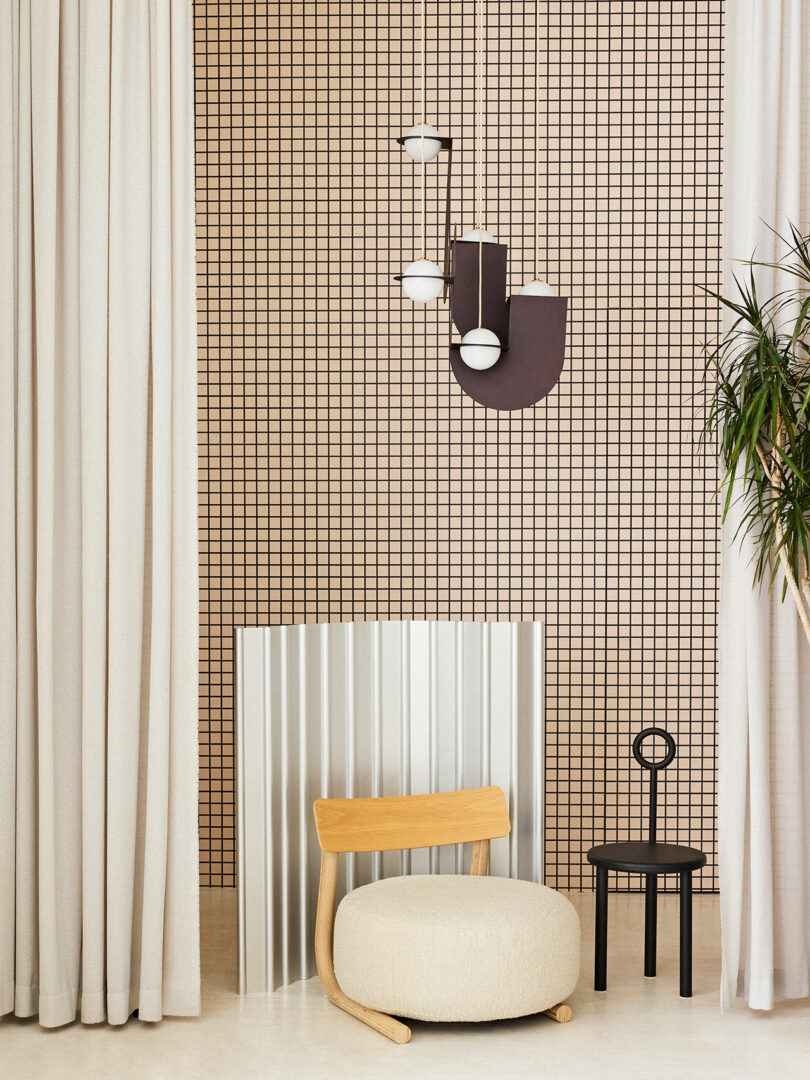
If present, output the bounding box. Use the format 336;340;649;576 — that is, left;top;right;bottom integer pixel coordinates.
720;0;810;1011
0;1;200;1027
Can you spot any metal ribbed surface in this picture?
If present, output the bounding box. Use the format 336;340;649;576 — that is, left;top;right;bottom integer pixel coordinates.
236;620;545;993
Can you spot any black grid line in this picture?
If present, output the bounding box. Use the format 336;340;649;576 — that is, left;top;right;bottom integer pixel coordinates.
194;1;723;891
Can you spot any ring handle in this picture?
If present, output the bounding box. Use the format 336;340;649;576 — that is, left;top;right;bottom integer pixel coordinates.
632;727;676;772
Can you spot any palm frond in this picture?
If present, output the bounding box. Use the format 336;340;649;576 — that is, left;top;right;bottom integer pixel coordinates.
702;221;810;602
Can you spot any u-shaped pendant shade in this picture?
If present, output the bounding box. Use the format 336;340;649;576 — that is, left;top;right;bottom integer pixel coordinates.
448;240;567;410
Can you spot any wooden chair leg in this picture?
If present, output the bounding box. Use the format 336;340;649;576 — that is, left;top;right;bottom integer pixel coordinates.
469;838;490;875
325;983;412;1044
315;851;412;1044
543;1002;572;1023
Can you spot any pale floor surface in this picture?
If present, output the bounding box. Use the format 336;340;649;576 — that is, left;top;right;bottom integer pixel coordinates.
3;888;810;1080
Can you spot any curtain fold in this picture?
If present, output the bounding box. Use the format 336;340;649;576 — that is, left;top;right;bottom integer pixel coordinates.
0;0;200;1028
720;0;810;1011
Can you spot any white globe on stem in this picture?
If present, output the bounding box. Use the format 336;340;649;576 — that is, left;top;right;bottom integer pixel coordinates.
460;228;496;244
401;259;444;303
403;124;442;162
460;326;501;370
520;279;555;296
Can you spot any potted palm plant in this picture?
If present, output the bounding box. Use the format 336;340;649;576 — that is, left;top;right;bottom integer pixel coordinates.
705;224;810;647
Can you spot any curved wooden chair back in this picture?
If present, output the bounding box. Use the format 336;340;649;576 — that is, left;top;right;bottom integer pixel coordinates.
313;786;511;1044
313;785;510;854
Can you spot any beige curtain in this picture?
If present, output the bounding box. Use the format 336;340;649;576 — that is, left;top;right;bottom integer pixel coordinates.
0;1;200;1027
720;0;810;1011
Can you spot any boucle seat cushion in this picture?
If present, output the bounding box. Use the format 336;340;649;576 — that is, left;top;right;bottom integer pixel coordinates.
333;874;580;1023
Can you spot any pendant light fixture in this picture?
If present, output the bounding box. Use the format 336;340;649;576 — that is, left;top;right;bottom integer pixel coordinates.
447;2;568;411
393;1;569;408
460;0;501;370
460;230;495;244
520;0;555;297
403;124;442;164
400;0;445;302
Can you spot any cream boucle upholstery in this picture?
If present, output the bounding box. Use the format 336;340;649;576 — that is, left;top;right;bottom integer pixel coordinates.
333;874;580;1023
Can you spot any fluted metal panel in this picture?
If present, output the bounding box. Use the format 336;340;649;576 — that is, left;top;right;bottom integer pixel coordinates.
236;620;545;993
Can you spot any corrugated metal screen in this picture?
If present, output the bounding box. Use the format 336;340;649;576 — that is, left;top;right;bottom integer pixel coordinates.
236;620;544;992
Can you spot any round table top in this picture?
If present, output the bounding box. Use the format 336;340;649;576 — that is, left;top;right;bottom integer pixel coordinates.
586;841;707;874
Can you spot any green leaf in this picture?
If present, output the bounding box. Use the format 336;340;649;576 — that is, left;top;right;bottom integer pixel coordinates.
701;221;810;605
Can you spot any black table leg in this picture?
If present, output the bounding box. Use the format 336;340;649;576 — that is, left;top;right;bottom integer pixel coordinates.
644;873;657;977
595;865;608;991
680;870;692;997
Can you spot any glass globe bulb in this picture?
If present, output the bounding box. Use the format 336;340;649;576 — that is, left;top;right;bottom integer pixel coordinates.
460;228;496;244
460;327;501;370
403;125;442;163
520;279;555;296
401;259;444;303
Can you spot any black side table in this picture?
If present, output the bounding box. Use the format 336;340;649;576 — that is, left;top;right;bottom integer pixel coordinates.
586;728;707;998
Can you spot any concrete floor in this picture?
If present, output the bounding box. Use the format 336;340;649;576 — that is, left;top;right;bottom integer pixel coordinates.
3;888;810;1079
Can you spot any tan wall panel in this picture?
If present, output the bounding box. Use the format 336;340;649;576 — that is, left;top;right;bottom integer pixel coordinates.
195;1;722;889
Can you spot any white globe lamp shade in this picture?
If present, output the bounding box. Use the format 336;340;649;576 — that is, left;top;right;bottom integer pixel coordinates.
460;327;501;370
403;124;442;163
401;259;444;303
520;279;555;296
460;228;496;244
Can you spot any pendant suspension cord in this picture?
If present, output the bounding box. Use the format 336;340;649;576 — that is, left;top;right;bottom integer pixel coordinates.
420;0;426;258
476;0;484;327
535;0;540;280
421;0;426;130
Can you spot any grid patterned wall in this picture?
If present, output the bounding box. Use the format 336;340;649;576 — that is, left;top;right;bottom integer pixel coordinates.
195;1;722;889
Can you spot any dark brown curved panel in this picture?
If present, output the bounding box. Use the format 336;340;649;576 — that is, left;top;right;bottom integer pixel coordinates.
449;240;567;411
450;296;567;410
450;241;509;343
